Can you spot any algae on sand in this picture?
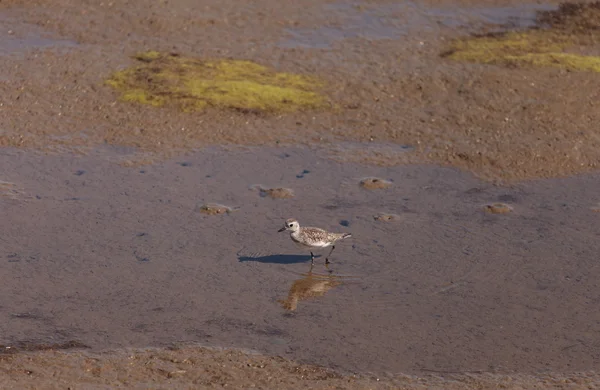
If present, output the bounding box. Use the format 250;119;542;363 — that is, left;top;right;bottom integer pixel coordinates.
444;2;600;73
106;52;329;113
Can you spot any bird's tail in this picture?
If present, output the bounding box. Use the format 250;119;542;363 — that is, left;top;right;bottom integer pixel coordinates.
341;233;352;239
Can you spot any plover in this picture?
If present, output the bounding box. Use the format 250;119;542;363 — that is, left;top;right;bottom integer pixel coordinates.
278;218;352;265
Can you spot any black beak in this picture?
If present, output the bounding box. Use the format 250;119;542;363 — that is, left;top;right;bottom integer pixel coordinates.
278;227;286;232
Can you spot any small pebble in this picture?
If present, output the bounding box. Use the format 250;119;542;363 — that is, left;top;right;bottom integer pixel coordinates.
373;213;400;222
296;169;311;178
198;203;237;215
359;177;392;190
483;203;513;214
251;185;294;199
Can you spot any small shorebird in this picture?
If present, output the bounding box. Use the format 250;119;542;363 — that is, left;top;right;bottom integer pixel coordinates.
278;218;352;265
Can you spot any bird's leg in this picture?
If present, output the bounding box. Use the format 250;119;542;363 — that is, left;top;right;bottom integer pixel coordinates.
325;245;336;265
310;251;315;265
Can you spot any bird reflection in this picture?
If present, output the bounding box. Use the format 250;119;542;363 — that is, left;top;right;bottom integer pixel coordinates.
278;265;343;311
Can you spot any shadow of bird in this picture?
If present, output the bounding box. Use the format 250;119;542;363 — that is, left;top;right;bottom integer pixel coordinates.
238;253;320;264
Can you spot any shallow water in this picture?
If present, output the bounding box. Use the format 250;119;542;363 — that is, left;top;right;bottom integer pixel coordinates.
1;145;600;376
280;1;556;48
0;14;77;56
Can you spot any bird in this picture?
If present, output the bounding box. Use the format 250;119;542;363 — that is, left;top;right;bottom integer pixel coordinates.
277;218;352;266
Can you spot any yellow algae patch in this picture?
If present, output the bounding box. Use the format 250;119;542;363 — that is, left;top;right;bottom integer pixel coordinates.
445;30;600;73
510;52;600;73
106;52;328;113
444;2;600;73
446;30;568;64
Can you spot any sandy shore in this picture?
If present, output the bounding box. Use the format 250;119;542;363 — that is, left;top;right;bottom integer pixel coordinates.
1;345;598;389
1;0;600;388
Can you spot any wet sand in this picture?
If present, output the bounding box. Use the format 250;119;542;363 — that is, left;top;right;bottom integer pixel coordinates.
3;346;599;389
1;0;600;387
1;0;600;182
2;146;600;386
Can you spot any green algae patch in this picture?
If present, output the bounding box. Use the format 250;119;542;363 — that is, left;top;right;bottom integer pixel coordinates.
105;52;329;113
443;2;600;73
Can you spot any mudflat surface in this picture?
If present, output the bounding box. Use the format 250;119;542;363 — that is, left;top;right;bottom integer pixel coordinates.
0;0;600;182
1;0;600;388
2;146;600;378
